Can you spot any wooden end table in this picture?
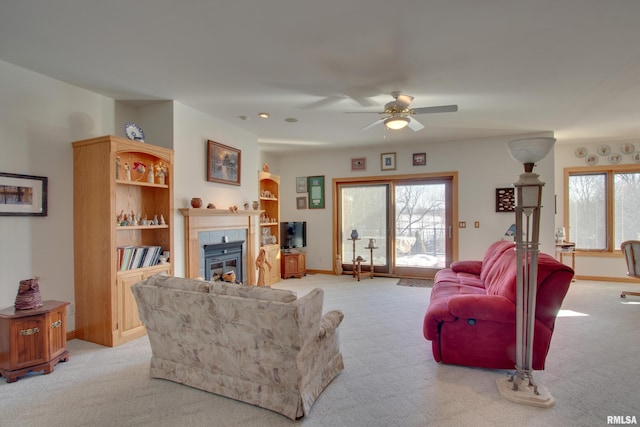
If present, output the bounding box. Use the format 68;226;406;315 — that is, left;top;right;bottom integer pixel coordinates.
0;300;70;383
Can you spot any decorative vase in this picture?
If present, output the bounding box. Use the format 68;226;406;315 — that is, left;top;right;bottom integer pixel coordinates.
368;238;376;248
351;230;359;239
252;200;260;210
191;198;202;208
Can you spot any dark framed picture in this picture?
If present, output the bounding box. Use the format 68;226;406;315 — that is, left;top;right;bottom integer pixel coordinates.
207;140;241;185
296;177;307;193
381;152;396;171
0;172;48;216
496;187;515;212
413;152;427;166
307;175;325;209
296;196;307;209
351;157;366;171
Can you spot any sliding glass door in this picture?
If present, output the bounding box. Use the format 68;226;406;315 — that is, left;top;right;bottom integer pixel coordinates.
340;184;390;274
393;179;452;277
337;175;454;278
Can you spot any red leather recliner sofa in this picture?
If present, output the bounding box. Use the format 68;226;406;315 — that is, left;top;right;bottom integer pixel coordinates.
423;240;574;370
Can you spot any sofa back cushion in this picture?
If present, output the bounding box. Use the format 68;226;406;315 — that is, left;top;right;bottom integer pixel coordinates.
480;240;516;284
208;281;297;303
145;273;210;293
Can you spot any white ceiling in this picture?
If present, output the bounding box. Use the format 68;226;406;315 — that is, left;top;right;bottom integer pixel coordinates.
1;0;639;153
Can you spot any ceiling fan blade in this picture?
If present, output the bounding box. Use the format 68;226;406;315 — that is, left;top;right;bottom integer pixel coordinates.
361;117;386;131
412;104;458;114
407;117;425;131
299;95;346;110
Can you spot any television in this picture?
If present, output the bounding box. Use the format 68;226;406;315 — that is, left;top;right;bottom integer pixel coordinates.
280;221;307;250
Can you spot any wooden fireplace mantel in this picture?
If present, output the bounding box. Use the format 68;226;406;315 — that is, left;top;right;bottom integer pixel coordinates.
179;208;262;285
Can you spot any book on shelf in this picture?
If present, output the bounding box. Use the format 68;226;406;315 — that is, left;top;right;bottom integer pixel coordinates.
117;245;163;270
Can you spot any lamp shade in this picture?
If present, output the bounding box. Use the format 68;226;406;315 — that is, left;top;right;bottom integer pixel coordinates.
384;116;409;130
507;137;556;165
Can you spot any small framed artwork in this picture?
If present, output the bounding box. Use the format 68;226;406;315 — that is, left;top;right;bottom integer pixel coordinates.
296;196;307;209
496;187;515;212
307;175;325;209
381;152;396;171
296;177;307;193
0;172;48;216
207;140;241;185
351;157;366;171
413;152;427;166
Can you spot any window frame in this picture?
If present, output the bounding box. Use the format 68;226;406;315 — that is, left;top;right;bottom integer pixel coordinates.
564;164;640;253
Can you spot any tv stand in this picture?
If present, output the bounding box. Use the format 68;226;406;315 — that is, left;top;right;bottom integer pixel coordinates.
281;251;306;279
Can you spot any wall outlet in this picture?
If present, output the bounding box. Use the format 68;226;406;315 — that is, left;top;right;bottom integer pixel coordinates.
459;221;466;228
474;221;480;228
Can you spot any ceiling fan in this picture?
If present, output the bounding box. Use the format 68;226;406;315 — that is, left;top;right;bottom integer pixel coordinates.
354;92;458;132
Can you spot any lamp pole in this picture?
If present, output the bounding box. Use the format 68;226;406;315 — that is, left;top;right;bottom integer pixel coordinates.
497;137;556;408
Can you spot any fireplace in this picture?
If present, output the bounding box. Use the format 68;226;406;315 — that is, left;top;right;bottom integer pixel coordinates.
204;240;245;283
179;208;261;285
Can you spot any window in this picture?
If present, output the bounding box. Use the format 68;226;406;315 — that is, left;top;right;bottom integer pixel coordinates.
566;165;640;251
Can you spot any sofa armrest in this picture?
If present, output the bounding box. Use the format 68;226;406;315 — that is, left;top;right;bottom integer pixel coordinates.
319;310;344;338
447;294;516;323
450;260;482;275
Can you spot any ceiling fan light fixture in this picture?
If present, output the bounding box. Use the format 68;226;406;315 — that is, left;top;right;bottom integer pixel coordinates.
384;116;409;130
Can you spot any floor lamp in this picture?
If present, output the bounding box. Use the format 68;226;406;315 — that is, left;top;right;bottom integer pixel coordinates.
497;137;556;408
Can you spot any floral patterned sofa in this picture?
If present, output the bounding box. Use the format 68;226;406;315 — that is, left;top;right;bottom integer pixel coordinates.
131;274;344;420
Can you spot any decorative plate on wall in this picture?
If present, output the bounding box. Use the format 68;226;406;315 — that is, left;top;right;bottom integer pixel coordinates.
621;143;635;155
608;153;622;164
574;147;588;158
586;154;599;165
124;123;145;142
596;145;611;156
632;152;640;163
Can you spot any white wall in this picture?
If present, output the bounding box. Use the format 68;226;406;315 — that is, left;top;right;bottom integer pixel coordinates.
0;59;115;330
269;133;556;272
172;102;260;277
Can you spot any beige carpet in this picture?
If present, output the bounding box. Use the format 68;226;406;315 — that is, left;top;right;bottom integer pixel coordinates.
1;275;638;426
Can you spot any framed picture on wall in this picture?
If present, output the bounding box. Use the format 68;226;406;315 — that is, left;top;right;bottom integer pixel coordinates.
495;187;515;212
413;153;426;166
307;175;325;209
296;177;307;193
381;152;396;171
207;140;241;185
296;196;307;209
351;157;366;171
0;172;48;216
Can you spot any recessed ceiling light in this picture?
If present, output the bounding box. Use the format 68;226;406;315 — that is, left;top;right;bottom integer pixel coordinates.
284;117;298;123
237;115;248;120
258;112;270;119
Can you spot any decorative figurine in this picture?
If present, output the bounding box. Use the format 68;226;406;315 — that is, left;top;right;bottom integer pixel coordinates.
115;156;121;180
256;248;272;286
147;163;155;183
155;162;167;185
124;163;131;181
